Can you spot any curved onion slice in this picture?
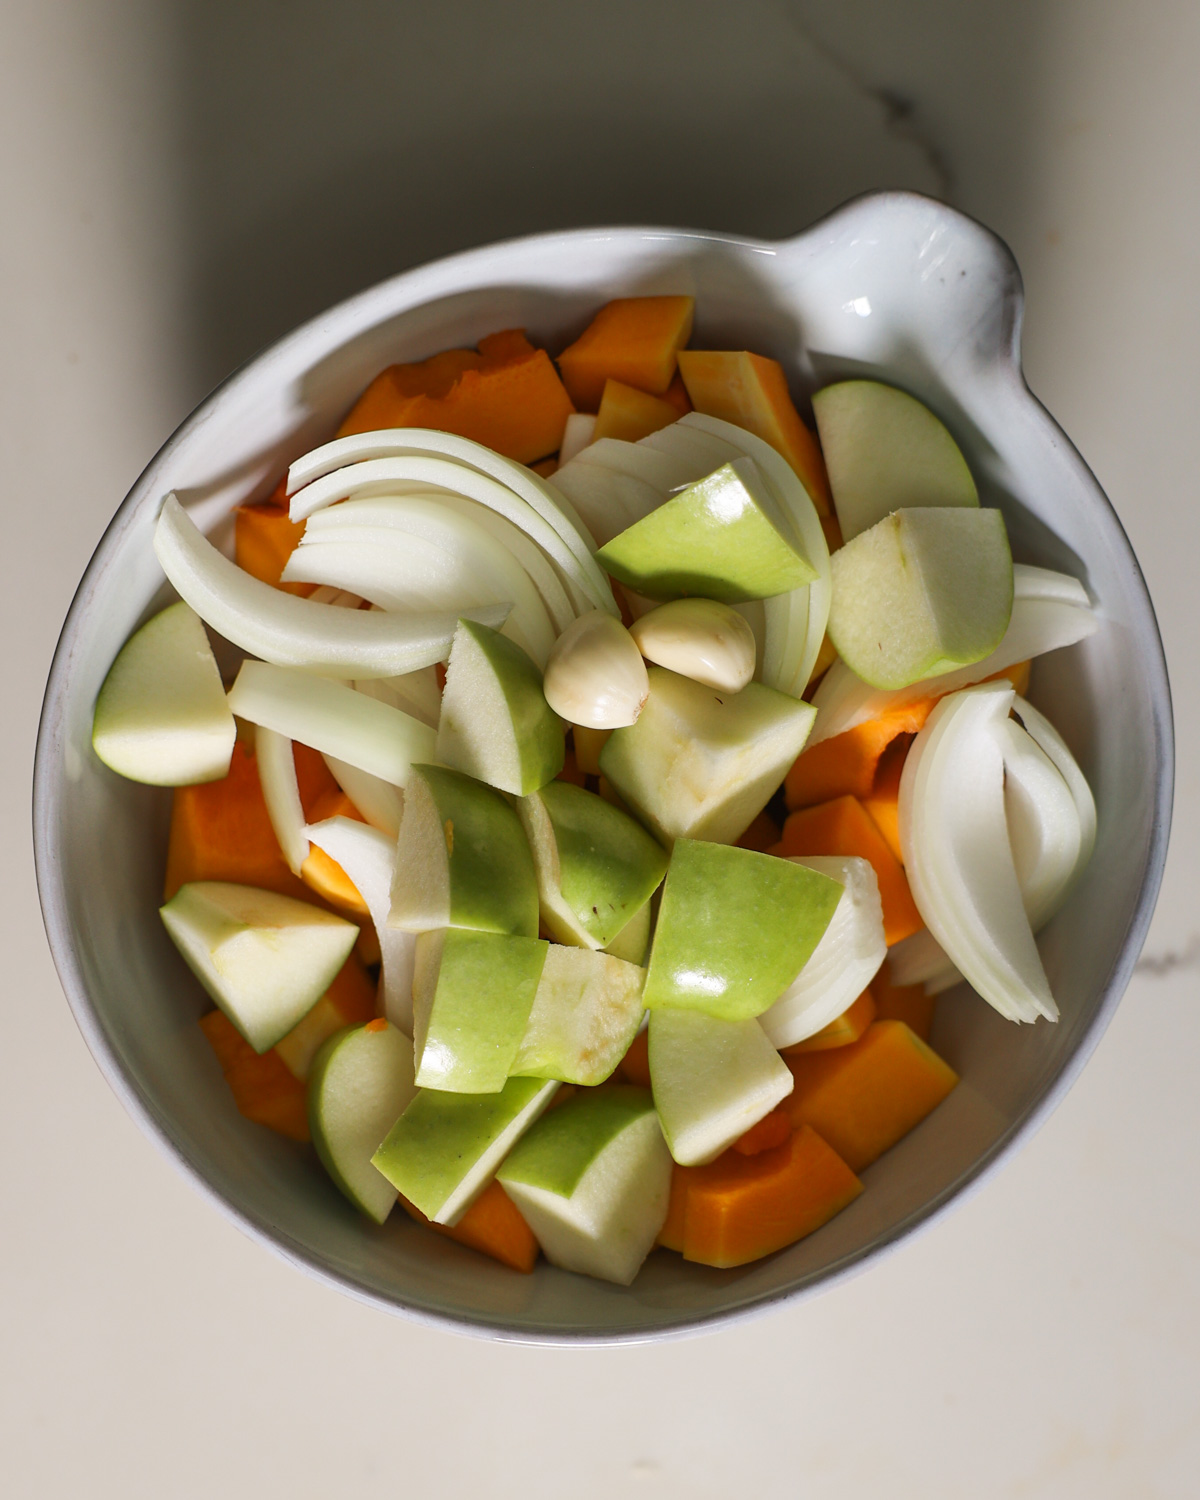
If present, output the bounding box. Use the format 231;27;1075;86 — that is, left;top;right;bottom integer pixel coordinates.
255;727;308;875
899;680;1057;1023
759;856;886;1048
810;564;1097;744
1013;693;1097;872
1001;718;1082;931
227;661;436;786
355;668;441;728
887;926;963;993
682;413;831;694
153;495;505;679
322;753;403;839
285;431;616;613
305;815;415;1033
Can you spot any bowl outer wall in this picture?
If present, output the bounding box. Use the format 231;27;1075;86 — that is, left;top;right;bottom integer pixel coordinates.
34;192;1173;1344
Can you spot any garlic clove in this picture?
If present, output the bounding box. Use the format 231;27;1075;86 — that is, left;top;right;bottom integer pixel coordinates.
630;598;756;692
543;611;649;729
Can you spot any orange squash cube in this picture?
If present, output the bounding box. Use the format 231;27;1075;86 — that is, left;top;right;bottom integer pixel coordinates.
592;378;682;444
784;1020;958;1172
676;350;831;516
783;987;876;1054
870;965;936;1042
198;1010;310;1142
273;951;378;1080
401;1181;540;1273
235;492;312;597
557;296;695;410
729;1105;792;1156
861;733;910;864
786;699;933;810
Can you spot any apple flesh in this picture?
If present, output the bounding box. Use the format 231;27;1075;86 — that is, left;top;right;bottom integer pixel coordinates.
436;617;564;796
599;667;817;847
510;945;646;1086
602;900;653;964
648;1008;794;1165
307;1021;417;1224
643;840;843;1021
812;379;978;542
828;507;1013;690
595;457;816;603
92;601;235;785
371;1076;559;1224
496;1086;671;1284
389;764;539;938
160;881;359;1052
517;781;667;949
412;928;548;1093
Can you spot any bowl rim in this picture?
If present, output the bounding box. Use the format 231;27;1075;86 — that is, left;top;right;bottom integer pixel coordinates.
33;189;1174;1344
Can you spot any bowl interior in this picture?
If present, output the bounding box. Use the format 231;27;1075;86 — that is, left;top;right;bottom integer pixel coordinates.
36;194;1171;1342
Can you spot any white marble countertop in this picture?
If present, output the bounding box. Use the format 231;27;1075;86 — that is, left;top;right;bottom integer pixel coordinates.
5;2;1197;1494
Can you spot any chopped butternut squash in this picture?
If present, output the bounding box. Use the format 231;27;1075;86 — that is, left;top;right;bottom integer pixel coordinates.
199;1010;310;1141
273;952;378;1080
784;1020;958;1172
557;296;695;410
786;700;933;810
861;733;910;863
736;810;782;853
235;486;312;597
870;965;936;1042
783;987;876;1054
593;378;682;444
661;371;692;416
730;1106;792;1156
401;1181;540;1273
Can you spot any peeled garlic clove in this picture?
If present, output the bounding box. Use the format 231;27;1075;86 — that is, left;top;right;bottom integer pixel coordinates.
543;611;649;729
630;598;756;692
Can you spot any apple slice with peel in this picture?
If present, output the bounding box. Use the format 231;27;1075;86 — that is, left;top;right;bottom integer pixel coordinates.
436;618;564;796
412;929;548;1093
389;764;539;938
599;667;817;847
371;1076;559;1224
160;881;359;1052
759;856;887;1049
828;507;1013;690
496;1087;671;1285
308;1020;417;1224
643;840;843;1021
596;457;816;603
812;380;978;542
510;945;646;1086
517;781;667;949
603;900;653;964
92;601;235;785
648;1009;794;1165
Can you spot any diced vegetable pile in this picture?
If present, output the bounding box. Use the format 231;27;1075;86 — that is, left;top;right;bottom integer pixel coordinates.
92;294;1098;1285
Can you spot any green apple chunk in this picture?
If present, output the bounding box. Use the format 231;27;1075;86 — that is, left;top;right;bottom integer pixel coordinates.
510;945;646;1086
436;618;564;796
649;1008;794;1165
389;764;538;937
371;1076;559;1224
308;1021;417;1224
160;881;359;1052
602;900;653;964
412;929;548;1093
497;1086;671;1285
828;507;1013;690
643;840;843;1021
517;781;667;949
813;379;979;542
595;457;817;603
92;601;235;785
599;667;816;847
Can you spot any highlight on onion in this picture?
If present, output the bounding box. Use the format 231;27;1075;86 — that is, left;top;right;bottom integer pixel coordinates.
254;727;309;876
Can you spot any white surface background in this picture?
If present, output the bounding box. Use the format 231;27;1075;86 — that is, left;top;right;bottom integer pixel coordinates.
5;2;1198;1495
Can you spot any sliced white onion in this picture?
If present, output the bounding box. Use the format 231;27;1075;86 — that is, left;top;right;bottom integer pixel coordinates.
1001;718;1082;932
1012;693;1097;873
574;437;702;494
322;753;404;839
153;494;505;679
887;927;963;992
227;660;436;787
639;422;743;471
255;727;308;876
760;855;886;1048
548;463;661;546
899;680;1057;1023
559;413;596;465
810;563;1097;744
306;585;365;608
305;815;415;1033
355;668;441;728
285;430;616;613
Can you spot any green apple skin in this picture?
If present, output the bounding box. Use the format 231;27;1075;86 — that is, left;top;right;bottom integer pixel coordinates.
602;899;653;964
509;945;646;1086
812;379;978;542
649;1008;794;1165
595;457;816;603
828;507;1013;691
496;1086;671;1285
598;667;816;848
518;781;667;949
160;881;359;1052
412;929;548;1093
389;764;539;938
92;600;235;785
307;1021;417;1224
436;618;564;796
371;1076;558;1225
642;840;843;1021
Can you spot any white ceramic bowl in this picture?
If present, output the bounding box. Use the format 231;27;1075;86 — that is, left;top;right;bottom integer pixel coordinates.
35;192;1172;1343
